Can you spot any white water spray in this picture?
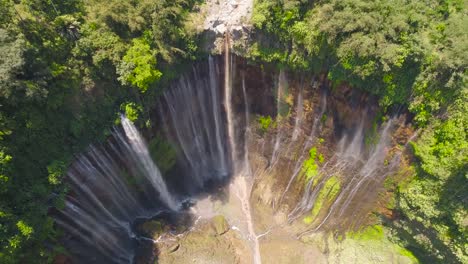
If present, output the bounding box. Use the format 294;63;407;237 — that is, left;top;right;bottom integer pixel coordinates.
292;82;304;141
56;115;179;263
121;116;177;210
241;72;251;175
270;70;288;165
209;55;228;173
224;33;261;264
224;34;237;169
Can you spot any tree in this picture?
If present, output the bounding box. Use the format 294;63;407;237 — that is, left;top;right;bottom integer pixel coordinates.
0;29;26;99
118;38;162;92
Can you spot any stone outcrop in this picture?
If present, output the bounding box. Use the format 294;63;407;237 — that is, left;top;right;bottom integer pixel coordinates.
201;0;253;54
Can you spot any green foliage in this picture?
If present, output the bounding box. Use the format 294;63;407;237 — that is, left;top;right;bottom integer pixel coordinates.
16;221;33;238
0;0;202;262
74;27;128;67
47;159;68;185
249;0;311;69
398;246;420;264
365;121;379;147
258;115;273;133
302;147;319;180
402;89;466;248
318;154;324;164
0;0;13;26
148;136;177;174
304;175;341;224
413;90;467;179
395;93;467;262
251;0;466;112
121;102;143;122
118;38;162;92
320;113;327;123
0;149;12;190
0;29;26;99
349;225;384;241
251;0;274;28
387;67;466;264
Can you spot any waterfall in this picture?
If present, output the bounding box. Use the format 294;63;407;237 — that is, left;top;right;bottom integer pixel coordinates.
292;117;400;234
337;119;396;216
241;72;251;175
270;69;288;165
224;33;237;172
56;115;178;263
291;81;304;141
223;33;261;264
55;55;415;262
279;92;327;205
209;55;228;174
120;116;177;210
159;60;229;189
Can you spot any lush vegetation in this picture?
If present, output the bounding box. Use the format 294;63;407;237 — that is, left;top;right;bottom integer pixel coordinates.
303;175;340;224
250;0;467;262
258;115;273;133
0;0;201;262
302;147;319;180
0;0;465;263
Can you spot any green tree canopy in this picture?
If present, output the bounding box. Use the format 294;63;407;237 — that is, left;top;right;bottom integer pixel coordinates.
118;38;162;92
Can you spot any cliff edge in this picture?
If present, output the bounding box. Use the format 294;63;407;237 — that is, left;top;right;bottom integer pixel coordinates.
191;0;253;54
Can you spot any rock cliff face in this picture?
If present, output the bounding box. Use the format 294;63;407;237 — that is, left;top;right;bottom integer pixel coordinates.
124;2;418;262
140;56;416;264
231;58;413;231
55;2;422;263
200;0;253;54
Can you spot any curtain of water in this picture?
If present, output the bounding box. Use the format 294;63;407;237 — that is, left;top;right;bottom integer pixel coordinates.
56;116;177;263
158;58;230;189
224;33;237;173
291;80;304;141
270;69;288;166
292;117;401;234
56;56;413;262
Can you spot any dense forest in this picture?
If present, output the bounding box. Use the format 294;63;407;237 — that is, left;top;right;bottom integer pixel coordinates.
0;0;466;263
0;0;202;262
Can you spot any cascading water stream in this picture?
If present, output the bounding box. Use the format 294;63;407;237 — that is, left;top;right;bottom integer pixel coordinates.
279;92;327;206
337;119;396;215
121;116;178;210
56;53;416;263
158;61;230;189
291;80;304;141
293;117;402;234
56;115;178;263
241;72;251;175
270;69;288;166
224;33;237;169
209;55;228;174
224;32;261;264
